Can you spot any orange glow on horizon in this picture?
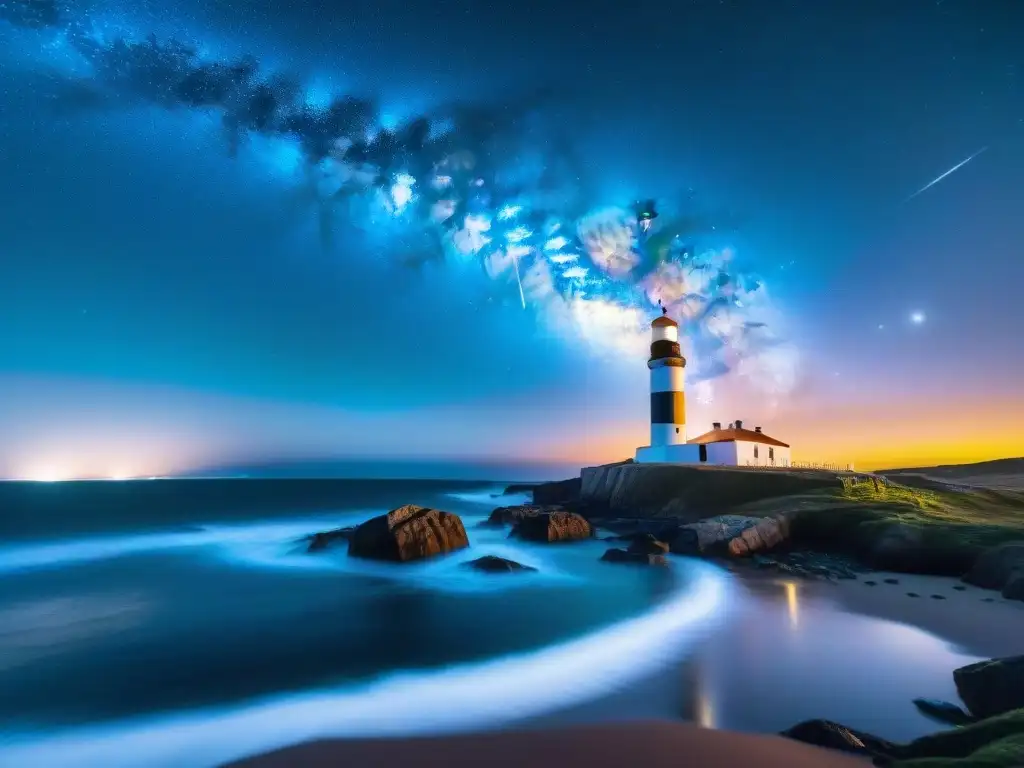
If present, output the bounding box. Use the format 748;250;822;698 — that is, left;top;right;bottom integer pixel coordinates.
547;395;1024;472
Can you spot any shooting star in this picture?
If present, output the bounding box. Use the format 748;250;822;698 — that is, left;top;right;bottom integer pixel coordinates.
904;146;988;202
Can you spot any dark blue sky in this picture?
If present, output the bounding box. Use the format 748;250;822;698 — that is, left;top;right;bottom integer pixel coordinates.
1;0;1021;479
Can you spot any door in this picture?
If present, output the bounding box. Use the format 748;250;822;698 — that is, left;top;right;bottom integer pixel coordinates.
699;444;708;463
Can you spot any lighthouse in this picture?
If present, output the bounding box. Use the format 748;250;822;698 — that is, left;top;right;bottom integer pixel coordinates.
635;306;702;464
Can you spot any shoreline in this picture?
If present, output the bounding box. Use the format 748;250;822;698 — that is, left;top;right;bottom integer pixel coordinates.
720;558;1024;658
224;562;1024;767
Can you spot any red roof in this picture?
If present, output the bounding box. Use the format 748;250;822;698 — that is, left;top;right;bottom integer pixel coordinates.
652;315;678;328
687;427;790;448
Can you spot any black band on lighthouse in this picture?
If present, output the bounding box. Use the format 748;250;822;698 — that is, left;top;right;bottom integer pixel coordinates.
650;391;686;424
649;340;681;360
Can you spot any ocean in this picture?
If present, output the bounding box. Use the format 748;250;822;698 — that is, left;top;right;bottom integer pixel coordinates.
0;478;728;767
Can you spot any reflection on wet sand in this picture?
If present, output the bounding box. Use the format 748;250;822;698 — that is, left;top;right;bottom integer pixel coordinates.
678;571;994;742
784;581;800;629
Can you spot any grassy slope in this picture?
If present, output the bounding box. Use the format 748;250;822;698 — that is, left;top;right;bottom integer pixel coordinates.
723;475;1024;572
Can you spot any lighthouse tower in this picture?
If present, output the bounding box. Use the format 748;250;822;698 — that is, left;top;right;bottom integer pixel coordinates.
635;306;702;464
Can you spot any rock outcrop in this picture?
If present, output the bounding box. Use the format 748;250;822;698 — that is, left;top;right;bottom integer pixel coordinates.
348;505;469;563
781;719;899;760
512;511;591;543
304;526;356;553
576;462;841;518
463;556;536;574
532;477;582;505
600;548;668;567
963;543;1024;601
623;533;670;555
727;514;793;556
954;656;1024;719
783;656;1024;766
669;515;764;555
912;698;976;726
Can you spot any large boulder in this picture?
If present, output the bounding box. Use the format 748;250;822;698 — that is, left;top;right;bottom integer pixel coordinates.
963;542;1024;592
463;555;537;574
485;504;563;527
728;515;792;556
304;526;356;553
954;656;1024;719
512;511;591;543
348;505;469;563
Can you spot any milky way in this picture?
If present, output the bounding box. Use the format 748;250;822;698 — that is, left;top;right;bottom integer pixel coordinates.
1;0;797;396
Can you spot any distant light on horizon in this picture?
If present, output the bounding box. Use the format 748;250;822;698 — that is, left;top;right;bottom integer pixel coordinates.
23;467;71;482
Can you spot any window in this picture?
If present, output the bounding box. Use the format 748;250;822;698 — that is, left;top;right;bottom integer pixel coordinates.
675;427;680;434
699;444;708;462
769;447;775;461
754;445;759;459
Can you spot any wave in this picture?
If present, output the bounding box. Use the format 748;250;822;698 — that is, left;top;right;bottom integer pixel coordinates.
0;515;371;576
0;561;732;767
444;488;531;506
0;512;575;593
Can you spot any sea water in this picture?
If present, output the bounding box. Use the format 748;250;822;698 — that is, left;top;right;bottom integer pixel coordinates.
0;478;998;767
0;479;729;767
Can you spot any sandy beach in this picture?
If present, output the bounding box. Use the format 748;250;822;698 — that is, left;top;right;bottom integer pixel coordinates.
225;720;870;768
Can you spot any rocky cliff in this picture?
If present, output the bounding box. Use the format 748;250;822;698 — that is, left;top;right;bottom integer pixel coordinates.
571;462;844;519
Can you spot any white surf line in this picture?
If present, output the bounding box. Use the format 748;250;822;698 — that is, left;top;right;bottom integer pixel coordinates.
0;516;370;575
0;562;733;768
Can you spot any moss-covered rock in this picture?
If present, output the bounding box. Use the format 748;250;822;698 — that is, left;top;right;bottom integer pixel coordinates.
888;708;1024;766
954;657;1024;719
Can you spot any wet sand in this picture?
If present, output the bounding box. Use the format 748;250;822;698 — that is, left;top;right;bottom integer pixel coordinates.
225;720;869;768
808;569;1024;658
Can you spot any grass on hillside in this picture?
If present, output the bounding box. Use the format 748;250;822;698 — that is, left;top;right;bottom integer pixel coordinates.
835;476;1024;539
728;475;1024;570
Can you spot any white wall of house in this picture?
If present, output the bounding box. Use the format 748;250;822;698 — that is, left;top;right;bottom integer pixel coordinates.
703;441;737;465
735;441;792;467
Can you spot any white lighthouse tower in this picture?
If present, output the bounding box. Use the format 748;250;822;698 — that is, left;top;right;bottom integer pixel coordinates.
635;307;702;464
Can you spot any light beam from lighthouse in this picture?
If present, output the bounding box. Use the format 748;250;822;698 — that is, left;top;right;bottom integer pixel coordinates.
648;307;687;447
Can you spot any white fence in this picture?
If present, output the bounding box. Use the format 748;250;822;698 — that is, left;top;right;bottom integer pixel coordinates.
742;459;857;472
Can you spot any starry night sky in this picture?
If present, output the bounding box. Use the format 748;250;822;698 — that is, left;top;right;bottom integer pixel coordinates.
1;0;1022;480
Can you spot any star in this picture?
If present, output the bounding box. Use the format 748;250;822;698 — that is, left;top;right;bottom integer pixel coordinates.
910;311;926;325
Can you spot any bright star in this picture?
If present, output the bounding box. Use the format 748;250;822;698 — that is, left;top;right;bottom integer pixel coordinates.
910;311;925;325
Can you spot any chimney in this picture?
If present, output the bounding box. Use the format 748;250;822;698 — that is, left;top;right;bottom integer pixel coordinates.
712;422;722;430
735;420;743;430
755;426;762;433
